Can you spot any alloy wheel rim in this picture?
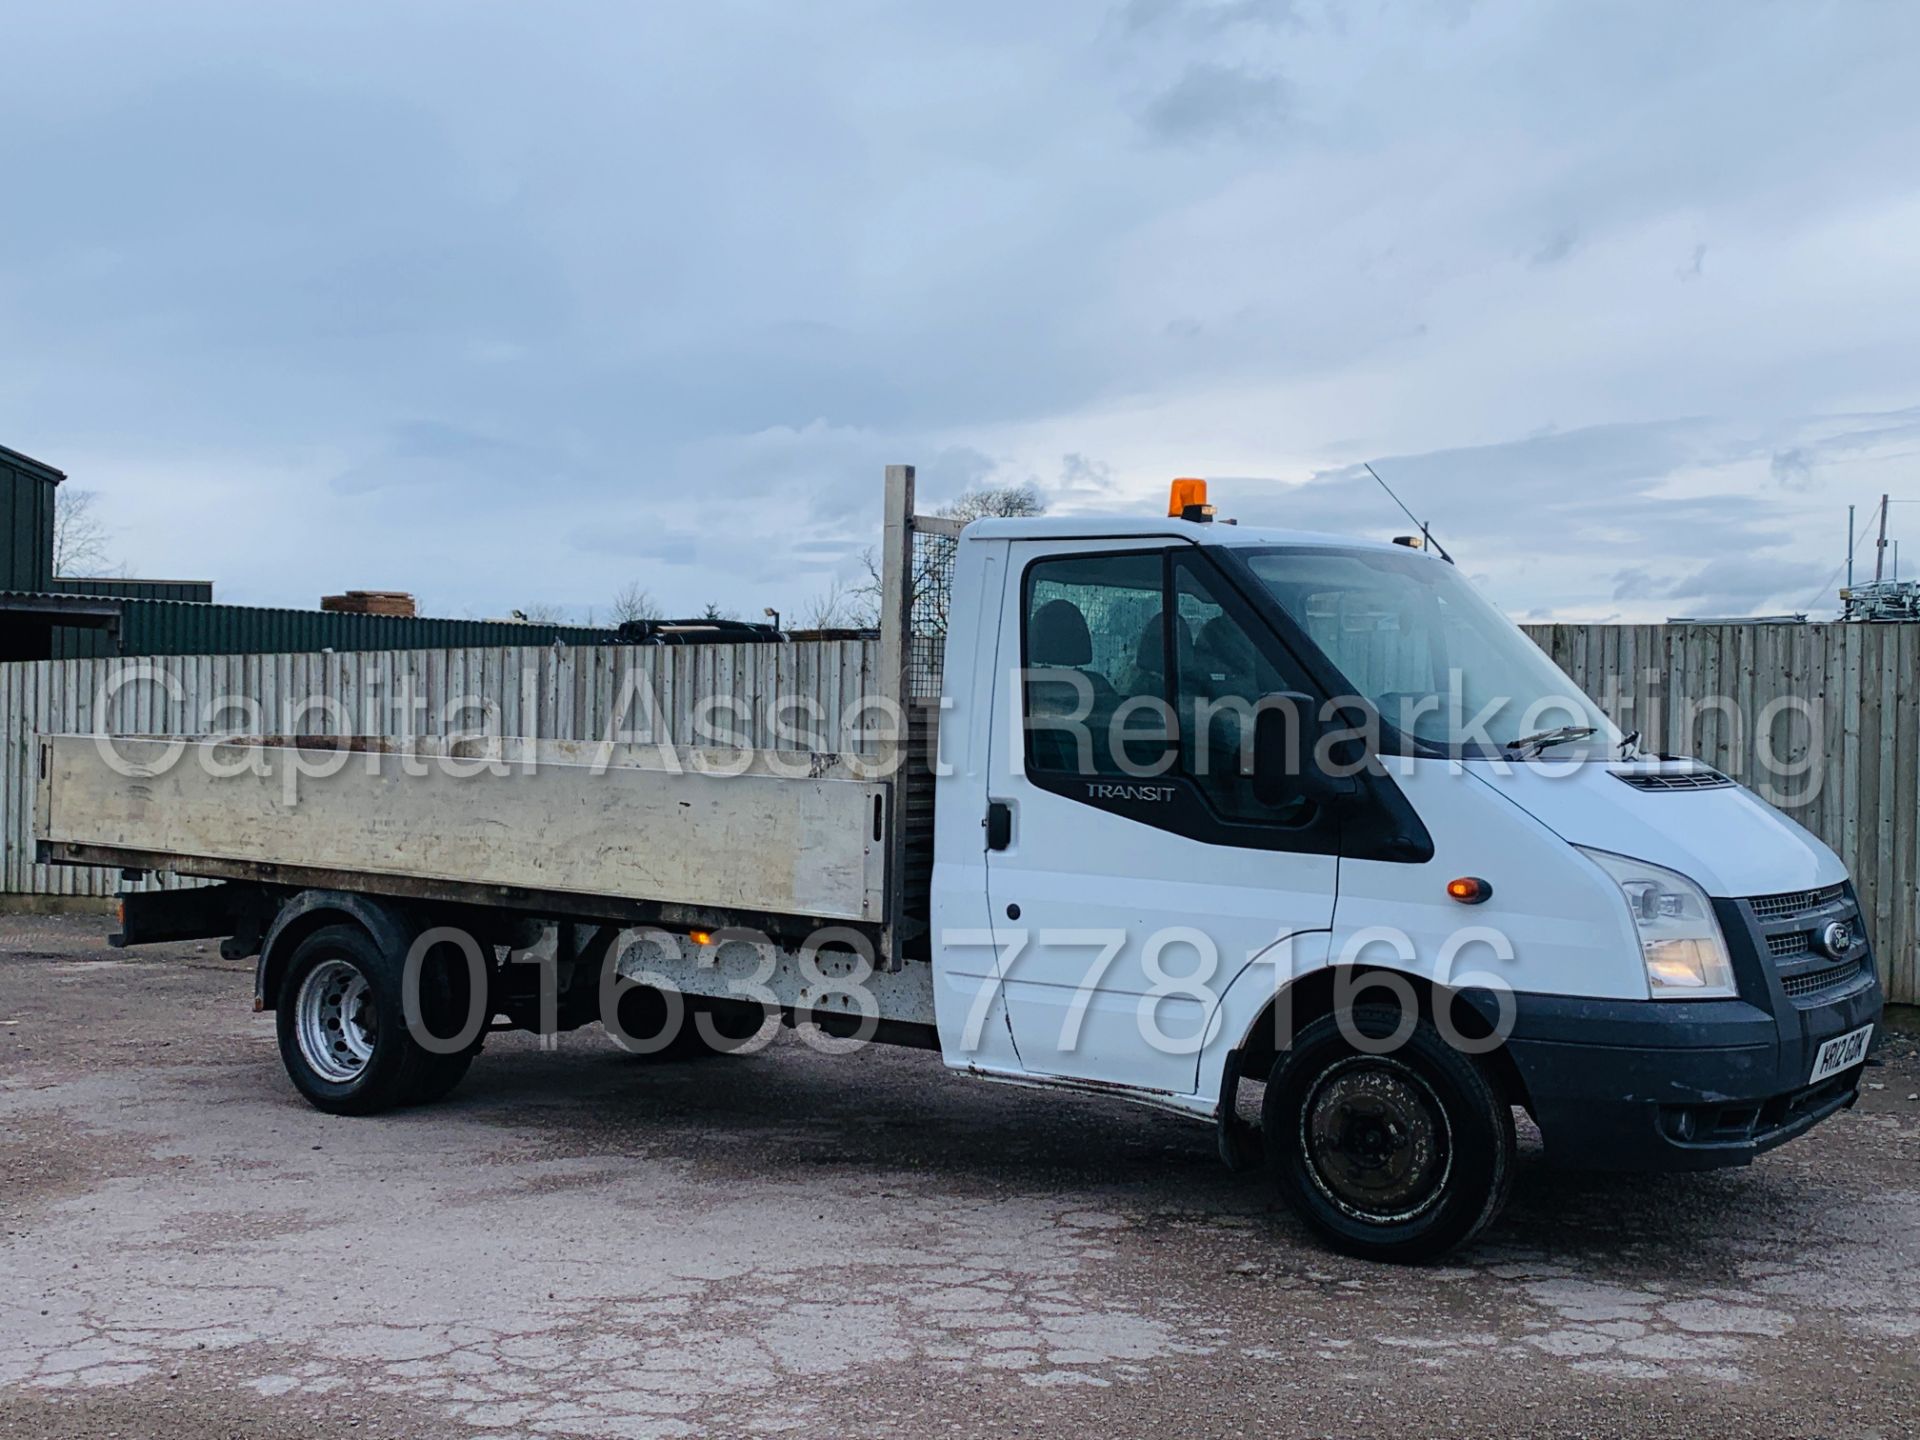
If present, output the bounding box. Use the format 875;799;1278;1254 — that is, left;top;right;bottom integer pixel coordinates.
295;958;377;1083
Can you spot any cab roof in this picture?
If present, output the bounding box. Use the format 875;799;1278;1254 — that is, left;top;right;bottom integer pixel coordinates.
961;513;1411;555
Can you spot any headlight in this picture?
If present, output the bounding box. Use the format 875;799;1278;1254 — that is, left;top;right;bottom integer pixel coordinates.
1578;847;1737;999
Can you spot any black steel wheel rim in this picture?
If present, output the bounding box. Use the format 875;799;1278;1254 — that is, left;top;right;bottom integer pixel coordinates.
1299;1055;1453;1224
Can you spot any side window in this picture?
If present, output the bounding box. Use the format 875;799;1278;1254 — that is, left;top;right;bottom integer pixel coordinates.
1172;557;1313;825
1023;552;1169;777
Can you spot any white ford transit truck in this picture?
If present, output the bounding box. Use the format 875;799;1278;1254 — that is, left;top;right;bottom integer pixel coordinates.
37;466;1882;1261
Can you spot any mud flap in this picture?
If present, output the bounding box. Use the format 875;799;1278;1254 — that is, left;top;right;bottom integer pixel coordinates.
1216;1046;1266;1173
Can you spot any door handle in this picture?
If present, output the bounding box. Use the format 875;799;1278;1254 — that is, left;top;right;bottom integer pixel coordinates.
985;801;1012;851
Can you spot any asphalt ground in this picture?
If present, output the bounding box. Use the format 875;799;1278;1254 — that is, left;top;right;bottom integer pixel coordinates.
3;914;1918;1439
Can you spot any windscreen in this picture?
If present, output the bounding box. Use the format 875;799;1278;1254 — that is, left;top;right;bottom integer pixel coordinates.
1236;546;1616;755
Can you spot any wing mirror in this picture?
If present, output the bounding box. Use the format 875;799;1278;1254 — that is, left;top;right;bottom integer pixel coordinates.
1252;703;1362;810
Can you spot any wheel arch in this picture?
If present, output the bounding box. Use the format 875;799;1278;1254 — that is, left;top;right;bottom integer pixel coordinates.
1222;965;1535;1118
256;890;421;1012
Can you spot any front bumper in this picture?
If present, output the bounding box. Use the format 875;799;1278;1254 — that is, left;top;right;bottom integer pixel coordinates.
1486;886;1884;1172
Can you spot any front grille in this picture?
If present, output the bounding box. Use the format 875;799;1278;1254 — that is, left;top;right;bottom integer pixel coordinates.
1736;881;1874;1007
1750;883;1847;924
1781;958;1865;1000
1614;769;1734;792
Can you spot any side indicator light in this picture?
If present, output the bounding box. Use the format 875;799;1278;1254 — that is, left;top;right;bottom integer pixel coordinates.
1447;877;1492;905
688;929;715;946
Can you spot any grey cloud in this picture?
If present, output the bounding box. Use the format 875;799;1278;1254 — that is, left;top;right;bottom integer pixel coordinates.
1770;447;1814;489
1664;555;1831;617
1123;0;1181;27
1227;418;1723;540
912;447;1004;509
0;76;566;353
1216;415;1846;617
1768;406;1920;469
1529;228;1579;267
567;525;707;567
1123;0;1299;33
1057;453;1117;500
329;422;569;497
1612;567;1660;601
1;1;1916;624
1140;63;1289;144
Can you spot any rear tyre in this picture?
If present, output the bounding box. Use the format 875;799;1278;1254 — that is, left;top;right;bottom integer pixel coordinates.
409;1049;477;1105
685;997;772;1055
1263;1004;1514;1263
276;923;472;1114
612;986;769;1060
404;932;485;1105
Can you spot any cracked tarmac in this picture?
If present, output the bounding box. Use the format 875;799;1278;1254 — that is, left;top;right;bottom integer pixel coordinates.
2;915;1918;1438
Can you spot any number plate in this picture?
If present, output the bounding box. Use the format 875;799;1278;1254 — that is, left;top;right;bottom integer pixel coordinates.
1808;1023;1873;1085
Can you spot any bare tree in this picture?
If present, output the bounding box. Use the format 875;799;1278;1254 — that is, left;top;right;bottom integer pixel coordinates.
513;603;568;625
699;601;739;622
852;483;1047;634
937;483;1045;522
610;581;661;625
796;577;874;631
53;488;123;578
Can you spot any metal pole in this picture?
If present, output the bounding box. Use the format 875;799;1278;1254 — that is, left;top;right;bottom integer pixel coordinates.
877;463;916;972
1847;503;1855;588
1875;493;1890;582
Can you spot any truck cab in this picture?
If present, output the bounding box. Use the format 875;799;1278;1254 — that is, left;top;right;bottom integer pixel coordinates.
927;492;1882;1258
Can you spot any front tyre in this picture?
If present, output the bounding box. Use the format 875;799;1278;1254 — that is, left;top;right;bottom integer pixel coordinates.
1263;1005;1514;1263
276;924;453;1115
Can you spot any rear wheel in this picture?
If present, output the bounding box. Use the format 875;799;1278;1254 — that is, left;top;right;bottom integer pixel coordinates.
1264;1004;1514;1263
276;923;470;1114
685;996;771;1055
409;1048;477;1104
612;986;769;1060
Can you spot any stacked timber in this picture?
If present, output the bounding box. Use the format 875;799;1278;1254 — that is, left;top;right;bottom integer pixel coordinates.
320;591;417;618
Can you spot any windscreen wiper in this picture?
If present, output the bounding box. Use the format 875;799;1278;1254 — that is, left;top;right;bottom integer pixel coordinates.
1503;725;1597;757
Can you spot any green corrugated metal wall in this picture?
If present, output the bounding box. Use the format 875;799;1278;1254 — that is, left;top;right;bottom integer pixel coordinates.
46;598;620;659
47;577;215;603
0;445;60;593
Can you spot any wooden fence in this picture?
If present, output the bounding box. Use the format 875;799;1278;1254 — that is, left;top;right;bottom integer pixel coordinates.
1523;623;1919;1006
3;624;1917;1002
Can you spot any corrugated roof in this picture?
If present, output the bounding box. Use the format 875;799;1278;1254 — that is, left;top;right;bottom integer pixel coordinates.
49;577;216;604
1;590;623;661
0;443;65;483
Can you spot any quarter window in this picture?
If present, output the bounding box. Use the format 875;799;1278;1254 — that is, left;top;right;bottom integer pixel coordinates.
1172;557;1313;824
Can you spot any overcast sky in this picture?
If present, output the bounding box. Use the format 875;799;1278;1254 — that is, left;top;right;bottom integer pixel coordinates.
3;0;1916;623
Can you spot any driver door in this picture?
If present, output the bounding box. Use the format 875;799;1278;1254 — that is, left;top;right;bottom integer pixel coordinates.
984;541;1339;1094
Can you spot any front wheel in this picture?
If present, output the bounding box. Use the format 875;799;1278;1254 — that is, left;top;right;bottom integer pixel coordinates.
1263;1005;1514;1263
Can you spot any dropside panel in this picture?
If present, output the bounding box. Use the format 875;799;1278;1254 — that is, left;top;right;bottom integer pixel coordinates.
39;735;887;924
